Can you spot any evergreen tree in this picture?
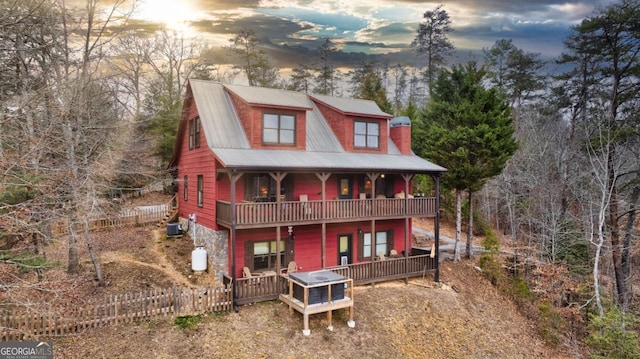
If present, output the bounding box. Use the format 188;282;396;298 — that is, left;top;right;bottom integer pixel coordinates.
411;5;454;95
349;62;393;114
228;28;280;87
415;62;517;261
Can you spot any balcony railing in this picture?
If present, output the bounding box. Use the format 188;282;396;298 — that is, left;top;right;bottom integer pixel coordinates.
216;197;437;228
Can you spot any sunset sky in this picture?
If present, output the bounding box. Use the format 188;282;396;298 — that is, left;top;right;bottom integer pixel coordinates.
130;0;603;68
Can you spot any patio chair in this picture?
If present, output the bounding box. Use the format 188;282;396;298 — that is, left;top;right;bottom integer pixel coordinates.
243;266;262;278
299;194;312;217
281;261;298;275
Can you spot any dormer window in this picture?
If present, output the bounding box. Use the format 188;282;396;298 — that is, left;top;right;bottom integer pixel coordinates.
263;113;295;145
354;121;379;149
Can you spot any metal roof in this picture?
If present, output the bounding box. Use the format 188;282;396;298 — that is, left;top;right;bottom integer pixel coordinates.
224;83;312;110
310;93;391;118
390;116;411;127
186;80;446;174
213;148;447;173
190;80;250;149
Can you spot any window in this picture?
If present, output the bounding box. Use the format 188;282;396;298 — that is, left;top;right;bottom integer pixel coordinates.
197;175;203;207
194;117;200;148
183;175;188;201
363;233;372;258
244;173;292;202
358;229;394;261
354;121;379;148
375;231;388;257
263;113;295;145
189;117;200;149
245;240;285;271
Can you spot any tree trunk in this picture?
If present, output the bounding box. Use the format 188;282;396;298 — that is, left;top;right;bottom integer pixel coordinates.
620;181;639;312
67;214;79;274
593;213;605;319
454;189;462;262
608;150;626;309
466;191;474;259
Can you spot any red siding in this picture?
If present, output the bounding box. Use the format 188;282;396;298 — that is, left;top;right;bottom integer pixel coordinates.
232;219;410;276
390;125;411;155
176;103;219;230
227;91;307;150
313;101;388;154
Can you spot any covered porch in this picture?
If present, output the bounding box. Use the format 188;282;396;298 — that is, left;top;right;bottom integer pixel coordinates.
225;253;437;306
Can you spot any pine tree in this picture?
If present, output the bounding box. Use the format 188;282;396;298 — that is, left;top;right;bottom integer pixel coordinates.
415;62;517;261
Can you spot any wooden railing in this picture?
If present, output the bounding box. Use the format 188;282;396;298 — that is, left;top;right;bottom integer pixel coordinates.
52;196;176;236
229;254;436;305
1;285;232;341
216;197;437;228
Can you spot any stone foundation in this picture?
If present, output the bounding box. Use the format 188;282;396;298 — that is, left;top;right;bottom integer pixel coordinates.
179;218;228;281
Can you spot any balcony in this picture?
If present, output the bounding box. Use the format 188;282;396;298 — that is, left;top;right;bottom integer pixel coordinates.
216;197;437;229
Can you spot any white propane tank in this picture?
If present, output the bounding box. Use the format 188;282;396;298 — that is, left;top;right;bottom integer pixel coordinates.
191;246;207;272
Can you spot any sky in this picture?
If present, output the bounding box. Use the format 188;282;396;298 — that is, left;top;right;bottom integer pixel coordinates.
130;0;605;69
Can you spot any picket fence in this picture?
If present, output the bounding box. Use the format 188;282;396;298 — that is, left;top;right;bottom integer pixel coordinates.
1;285;232;341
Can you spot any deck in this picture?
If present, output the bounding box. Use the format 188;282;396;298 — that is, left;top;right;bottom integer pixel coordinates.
279;271;355;335
226;254;437;306
216;197;437;228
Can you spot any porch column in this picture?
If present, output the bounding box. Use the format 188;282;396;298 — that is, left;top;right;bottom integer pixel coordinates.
401;174;413;284
228;170;244;311
316;172;331;268
270;172;288;273
366;173;379;261
434;174;441;282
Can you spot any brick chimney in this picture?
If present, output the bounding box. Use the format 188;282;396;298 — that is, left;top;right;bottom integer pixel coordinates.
389;116;412;155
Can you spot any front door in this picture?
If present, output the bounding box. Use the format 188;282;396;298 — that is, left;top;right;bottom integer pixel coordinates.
337;234;352;266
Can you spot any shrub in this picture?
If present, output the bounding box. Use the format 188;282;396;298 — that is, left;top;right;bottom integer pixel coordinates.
0;251;54;274
482;228;500;252
478;228;502;285
537;300;565;346
586;307;640;359
174;315;202;329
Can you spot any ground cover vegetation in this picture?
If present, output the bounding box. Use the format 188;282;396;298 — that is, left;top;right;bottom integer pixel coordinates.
1;0;639;356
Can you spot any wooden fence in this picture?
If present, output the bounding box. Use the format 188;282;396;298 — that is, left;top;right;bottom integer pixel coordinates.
52;197;175;236
1;285;232;341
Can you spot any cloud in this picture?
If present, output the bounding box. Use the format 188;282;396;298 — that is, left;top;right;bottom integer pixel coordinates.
126;0;603;69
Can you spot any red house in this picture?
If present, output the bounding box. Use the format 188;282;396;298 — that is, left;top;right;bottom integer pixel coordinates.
168;80;446;305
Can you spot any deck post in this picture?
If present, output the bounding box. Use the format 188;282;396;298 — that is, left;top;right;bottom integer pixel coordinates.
434;174;441;283
228;171;243;311
402;174;412;285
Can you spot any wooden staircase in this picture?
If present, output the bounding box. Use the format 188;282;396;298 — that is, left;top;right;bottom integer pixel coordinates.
158;195;179;229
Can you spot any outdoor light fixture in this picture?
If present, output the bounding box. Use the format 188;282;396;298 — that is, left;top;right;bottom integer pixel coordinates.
288;226;293;236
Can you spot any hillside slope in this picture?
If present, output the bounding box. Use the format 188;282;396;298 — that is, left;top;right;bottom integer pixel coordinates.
54;260;571;358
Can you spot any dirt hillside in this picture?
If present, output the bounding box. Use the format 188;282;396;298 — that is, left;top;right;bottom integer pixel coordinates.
31;194;573;358
51;243;571;358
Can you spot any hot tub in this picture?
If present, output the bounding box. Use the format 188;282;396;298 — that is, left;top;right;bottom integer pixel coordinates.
289;270;345;305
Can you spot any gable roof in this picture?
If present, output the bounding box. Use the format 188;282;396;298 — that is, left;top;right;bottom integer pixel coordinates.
170;80;446;174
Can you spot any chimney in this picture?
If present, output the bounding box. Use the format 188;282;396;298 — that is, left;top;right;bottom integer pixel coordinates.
389;116;412;155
